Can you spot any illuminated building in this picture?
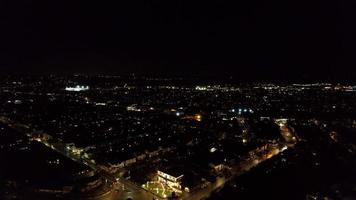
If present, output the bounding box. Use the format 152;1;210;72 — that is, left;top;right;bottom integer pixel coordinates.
182;113;203;122
127;104;141;112
194;114;202;122
157;170;184;193
65;85;89;92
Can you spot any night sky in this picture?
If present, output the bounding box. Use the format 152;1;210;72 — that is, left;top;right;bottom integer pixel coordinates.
1;0;356;81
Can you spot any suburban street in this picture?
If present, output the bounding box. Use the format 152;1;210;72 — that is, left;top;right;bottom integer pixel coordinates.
0;116;297;200
0;116;156;200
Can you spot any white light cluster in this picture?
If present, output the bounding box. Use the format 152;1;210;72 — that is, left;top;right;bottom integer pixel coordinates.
231;108;254;114
65;85;89;92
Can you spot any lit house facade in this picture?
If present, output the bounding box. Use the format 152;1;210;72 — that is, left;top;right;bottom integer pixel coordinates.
157;170;184;193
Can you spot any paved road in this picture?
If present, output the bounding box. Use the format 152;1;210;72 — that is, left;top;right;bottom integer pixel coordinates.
181;119;298;200
0;116;297;200
0;117;157;200
181;143;286;200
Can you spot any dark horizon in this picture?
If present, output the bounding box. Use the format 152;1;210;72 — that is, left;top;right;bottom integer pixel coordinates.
0;69;355;84
1;0;356;82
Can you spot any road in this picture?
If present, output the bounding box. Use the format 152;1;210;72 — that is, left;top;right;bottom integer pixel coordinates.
182;118;298;200
0;116;157;200
181;143;287;200
0;116;298;200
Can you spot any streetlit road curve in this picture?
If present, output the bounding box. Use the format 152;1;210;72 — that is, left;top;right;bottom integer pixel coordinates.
0;116;297;200
0;116;158;200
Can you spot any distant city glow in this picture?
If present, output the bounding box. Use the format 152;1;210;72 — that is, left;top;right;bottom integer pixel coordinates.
2;75;353;200
65;85;89;92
